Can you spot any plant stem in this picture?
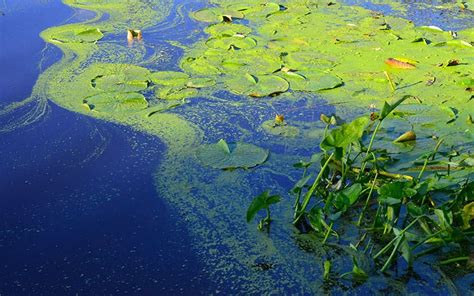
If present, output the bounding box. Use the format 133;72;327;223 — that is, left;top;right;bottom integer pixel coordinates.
357;173;379;226
417;138;444;182
439;256;469;265
380;235;404;272
384;71;396;92
322;222;334;244
374;217;420;259
294;153;334;224
359;120;383;179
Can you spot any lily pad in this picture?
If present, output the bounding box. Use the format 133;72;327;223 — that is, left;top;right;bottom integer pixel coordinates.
226;73;289;97
150;71;190;86
280;71;343;91
50;28;103;43
206;36;257;50
84;92;148;113
196;139;268;169
187;78;216;88
262;120;299;137
92;65;150;92
205;23;252;37
282;51;336;71
192;8;244;23
155;86;198;100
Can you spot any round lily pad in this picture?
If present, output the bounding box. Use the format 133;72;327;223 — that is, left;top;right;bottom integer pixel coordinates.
192;8;244;23
206;36;257;50
281;71;343;91
156;86;198;100
262;120;300;137
92;65;150;92
196;139;269;169
226;73;289;97
150;71;190;86
50;28;103;43
84;92;148;113
187;78;216;88
205;23;252;37
283;51;336;71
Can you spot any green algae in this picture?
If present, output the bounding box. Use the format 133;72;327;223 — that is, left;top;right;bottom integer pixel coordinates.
3;0;473;293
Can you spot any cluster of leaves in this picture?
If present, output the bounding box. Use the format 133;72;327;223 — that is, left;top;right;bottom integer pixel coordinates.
248;96;473;279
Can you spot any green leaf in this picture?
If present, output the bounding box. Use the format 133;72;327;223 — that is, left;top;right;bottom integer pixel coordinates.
378;181;417;204
150;71;190;86
155;86;198;100
92;65;150;93
333;183;363;212
84;92;148;113
246;191;281;223
281;71;342;92
205;23;252;37
192;8;244;23
261;120;299;137
380;95;414;120
196;139;269;169
461;202;474;229
320;116;369;156
226;73;289;97
50;27;103;43
206;36;257;50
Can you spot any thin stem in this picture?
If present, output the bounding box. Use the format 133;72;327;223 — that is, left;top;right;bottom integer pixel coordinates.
374;217;420;259
357;173;379;226
294;153;334;224
417;138;444;182
359;120;383;178
384;71;396;92
322;222;334;244
380;235;404;272
439;256;469;265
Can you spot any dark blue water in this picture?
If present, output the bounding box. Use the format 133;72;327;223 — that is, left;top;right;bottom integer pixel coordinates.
0;1;208;294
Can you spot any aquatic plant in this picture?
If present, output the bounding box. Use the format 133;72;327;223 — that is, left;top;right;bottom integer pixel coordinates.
252;96;473;275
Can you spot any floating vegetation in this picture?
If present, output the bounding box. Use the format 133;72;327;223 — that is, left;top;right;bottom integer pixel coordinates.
4;0;473;293
196;139;269;169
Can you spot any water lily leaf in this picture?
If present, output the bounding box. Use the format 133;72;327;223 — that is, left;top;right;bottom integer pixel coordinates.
220;49;282;74
50;28;103;43
186;78;216;88
92;65;150;92
155;86;198;100
282;51;336;71
261;120;299;137
84;92;148;113
205;23;252;37
196;139;269;169
281;71;343;91
226;73;289;97
181;56;222;75
192;8;244;23
246;191;281;223
150;71;189;86
434;40;473;48
206;36;257;50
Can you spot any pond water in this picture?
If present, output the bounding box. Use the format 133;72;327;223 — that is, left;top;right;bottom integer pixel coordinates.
0;0;472;294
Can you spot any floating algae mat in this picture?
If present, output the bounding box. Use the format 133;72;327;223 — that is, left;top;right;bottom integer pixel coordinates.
5;0;473;293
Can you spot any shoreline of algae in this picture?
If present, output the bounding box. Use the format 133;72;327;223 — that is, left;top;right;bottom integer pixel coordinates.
2;0;473;293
